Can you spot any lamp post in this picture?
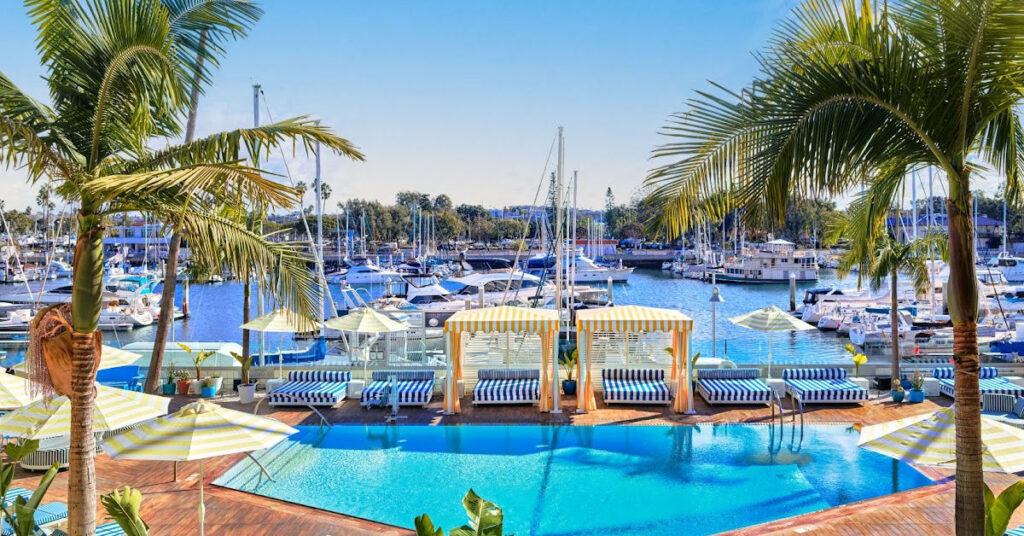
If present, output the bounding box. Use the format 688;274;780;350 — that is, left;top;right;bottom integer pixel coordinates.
709;274;724;358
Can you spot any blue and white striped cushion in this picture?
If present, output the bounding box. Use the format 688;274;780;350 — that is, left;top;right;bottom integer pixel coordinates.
287;370;350;382
268;380;347;406
96;523;127;536
698;368;760;380
371;370;434;382
473;378;540;404
698;378;772;404
602;369;671;404
938;378;1024;398
934;367;1000;380
478;368;539;380
933;367;954;379
785;379;868;403
3;487;31;506
782;368;846;380
1006;526;1024;536
361;379;434;406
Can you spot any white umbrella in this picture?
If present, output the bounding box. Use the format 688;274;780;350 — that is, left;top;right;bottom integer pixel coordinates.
729;305;815;377
240;308;316;375
101;400;297;536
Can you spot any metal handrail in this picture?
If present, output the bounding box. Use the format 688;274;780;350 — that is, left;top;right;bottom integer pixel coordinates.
254;392;332;431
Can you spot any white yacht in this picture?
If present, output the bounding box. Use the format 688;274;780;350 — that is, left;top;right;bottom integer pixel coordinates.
988;252;1024;282
848;311;915;348
524;253;633;283
715;240;817;284
447;271;556;306
326;263;404;285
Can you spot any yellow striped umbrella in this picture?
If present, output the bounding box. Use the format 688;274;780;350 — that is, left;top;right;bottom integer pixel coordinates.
100;400;297;536
0;384;170;440
859;407;1024;472
323;307;407;333
0;373;38;410
239;308;316;333
729;305;815;377
15;345;141;373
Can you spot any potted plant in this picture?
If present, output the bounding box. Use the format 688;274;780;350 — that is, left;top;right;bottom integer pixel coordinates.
891;380;905;403
845;343;868;378
177;343;214;395
200;377;218;398
231;351;256;404
908;370;926;403
560;347;578;396
161;374;177;396
174;370;191;395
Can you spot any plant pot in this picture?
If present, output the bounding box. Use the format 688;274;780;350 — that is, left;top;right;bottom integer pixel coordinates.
238;384;257;404
176;380;191;395
562;379;577;396
891;389;905;403
208;376;224;392
908;389;925;403
189;379;202;395
162;382;177;396
200;386;217;398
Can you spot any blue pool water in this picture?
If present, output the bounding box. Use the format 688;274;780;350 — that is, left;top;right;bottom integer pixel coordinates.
214;424;931;535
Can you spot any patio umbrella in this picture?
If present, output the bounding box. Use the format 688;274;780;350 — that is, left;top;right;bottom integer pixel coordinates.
323;307;408;367
729;305;815;377
0;373;38;410
100;400;297;536
859;407;1024;472
240;308;316;373
15;345;141;373
0;384;170;440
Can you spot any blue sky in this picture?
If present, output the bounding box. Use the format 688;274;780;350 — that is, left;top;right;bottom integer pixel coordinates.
6;0;945;214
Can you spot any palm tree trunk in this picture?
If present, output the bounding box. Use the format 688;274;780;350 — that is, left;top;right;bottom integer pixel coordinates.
144;30;207;393
947;176;983;536
890;268;899;384
242;278;251;362
69;209;105;536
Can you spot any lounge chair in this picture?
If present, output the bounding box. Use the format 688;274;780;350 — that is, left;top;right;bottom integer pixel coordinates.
934;367;1024;399
601;368;671;405
267;370;350;407
51;522;126;536
782;368;869;404
982;393;1024;429
361;370;435;408
697;368;772;405
2;487;31;506
19;436;70;471
0;502;67;536
473;369;540;405
1006;526;1024;536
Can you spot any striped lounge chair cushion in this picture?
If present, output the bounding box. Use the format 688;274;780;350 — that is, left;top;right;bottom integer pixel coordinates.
477;368;540;380
697;368;771;404
287;370;351;382
474;369;540;404
601;369;671;404
782;368;847;380
1;502;68;535
785;379;869;403
933;367;999;379
1007;526;1024;536
3;487;31;506
362;370;435;406
268;380;347;407
95;522;128;536
938;377;1024;398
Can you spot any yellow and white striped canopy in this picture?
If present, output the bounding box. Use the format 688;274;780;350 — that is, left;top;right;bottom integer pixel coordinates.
575;305;693;333
323;307;407;333
100;400;297;461
15;345;141;373
0;373;39;410
445;306;559;334
0;384;170;440
730;305;815;332
859;407;1024;473
240;308;316;333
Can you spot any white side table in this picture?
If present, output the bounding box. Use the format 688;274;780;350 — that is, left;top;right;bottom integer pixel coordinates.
766;378;787;399
850;377;871;393
347;379;365;398
264;378;286;393
922;377;941;397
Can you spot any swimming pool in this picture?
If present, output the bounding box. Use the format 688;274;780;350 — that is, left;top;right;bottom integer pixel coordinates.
214;424;932;536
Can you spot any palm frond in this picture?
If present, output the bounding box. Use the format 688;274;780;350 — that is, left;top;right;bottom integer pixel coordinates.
163;0;264;92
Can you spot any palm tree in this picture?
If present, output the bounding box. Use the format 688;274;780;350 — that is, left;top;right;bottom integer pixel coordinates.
0;2;363;535
644;1;1024;532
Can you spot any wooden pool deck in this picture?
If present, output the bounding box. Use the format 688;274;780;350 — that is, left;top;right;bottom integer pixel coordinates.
12;392;1023;535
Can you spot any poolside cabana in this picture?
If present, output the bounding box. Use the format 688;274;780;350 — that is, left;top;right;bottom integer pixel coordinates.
575;305;695;413
443;306;560;414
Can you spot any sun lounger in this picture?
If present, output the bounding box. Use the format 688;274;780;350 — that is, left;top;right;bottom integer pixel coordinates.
982;393;1024;429
19;436;70;471
782;368;869;404
934;367;1024;398
1006;526;1024;536
361;370;435;407
601;368;671;405
49;521;127;536
473;369;540;405
697;368;772;405
267;370;350;407
0;501;67;536
2;487;31;506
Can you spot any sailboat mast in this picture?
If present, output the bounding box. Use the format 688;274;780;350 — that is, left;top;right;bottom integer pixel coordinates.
553;126;564;414
314;121;325;326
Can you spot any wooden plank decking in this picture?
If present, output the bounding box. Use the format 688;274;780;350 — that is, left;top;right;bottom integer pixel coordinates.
11;392;1021;535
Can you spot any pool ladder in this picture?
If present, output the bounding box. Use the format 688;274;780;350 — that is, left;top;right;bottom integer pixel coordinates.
768;388;804;452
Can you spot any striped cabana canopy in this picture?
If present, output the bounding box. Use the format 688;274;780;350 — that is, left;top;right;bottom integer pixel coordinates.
575;305;693;333
444;305;559;334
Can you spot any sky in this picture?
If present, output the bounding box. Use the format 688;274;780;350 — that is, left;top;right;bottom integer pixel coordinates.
1;0;1005;215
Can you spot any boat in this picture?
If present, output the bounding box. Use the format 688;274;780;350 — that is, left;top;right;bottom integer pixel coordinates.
524;252;633;283
46;260;73;278
714;239;818;284
446;271;556;306
987;252;1024;282
326;261;404;285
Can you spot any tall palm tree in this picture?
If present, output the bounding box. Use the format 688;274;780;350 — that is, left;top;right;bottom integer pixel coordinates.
0;2;363;535
644;1;1024;532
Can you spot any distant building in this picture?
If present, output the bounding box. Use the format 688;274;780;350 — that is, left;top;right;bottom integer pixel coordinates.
886;214;1003;243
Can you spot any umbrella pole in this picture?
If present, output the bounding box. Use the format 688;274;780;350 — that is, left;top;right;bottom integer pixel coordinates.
199;458;205;536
